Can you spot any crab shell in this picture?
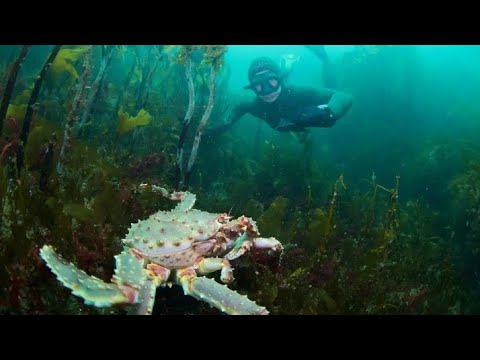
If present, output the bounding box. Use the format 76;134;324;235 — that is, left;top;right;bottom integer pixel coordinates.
123;205;257;269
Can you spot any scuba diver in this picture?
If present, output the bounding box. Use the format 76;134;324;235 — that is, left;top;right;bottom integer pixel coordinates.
210;45;353;135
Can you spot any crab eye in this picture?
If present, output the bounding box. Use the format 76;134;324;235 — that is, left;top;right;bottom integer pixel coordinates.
254;84;262;93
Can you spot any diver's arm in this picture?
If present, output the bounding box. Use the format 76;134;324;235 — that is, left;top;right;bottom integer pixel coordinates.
276;88;353;131
321;88;354;124
208;102;251;136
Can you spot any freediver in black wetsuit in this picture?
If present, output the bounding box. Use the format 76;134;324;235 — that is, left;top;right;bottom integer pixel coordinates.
210;45;353;136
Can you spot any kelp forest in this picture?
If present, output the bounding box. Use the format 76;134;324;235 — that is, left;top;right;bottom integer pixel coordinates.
1;45;480;315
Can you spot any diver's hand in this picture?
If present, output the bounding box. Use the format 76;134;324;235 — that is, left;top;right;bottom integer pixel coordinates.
299;104;332;121
208;114;234;137
297;104;335;128
274;105;334;132
317;104;333;120
316;104;330;113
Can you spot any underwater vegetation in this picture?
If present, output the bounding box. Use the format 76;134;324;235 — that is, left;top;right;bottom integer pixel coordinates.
0;45;479;315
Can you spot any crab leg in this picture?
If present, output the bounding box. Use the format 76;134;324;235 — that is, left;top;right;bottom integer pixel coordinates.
40;245;146;308
127;264;171;315
176;268;269;315
139;184;197;212
126;278;157;315
194;257;234;283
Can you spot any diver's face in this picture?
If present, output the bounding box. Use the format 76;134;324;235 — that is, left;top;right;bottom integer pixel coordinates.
253;77;282;103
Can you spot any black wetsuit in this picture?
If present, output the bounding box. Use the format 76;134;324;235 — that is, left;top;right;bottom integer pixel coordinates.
212;85;353;135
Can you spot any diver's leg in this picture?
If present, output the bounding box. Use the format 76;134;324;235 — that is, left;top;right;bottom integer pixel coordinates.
305;45;337;88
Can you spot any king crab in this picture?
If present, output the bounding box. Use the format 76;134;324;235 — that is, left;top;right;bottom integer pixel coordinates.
40;185;283;315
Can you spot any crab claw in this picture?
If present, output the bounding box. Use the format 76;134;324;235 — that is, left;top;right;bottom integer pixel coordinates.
225;234;283;261
253;237;283;254
223;232;250;260
225;241;253;260
249;237;284;264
